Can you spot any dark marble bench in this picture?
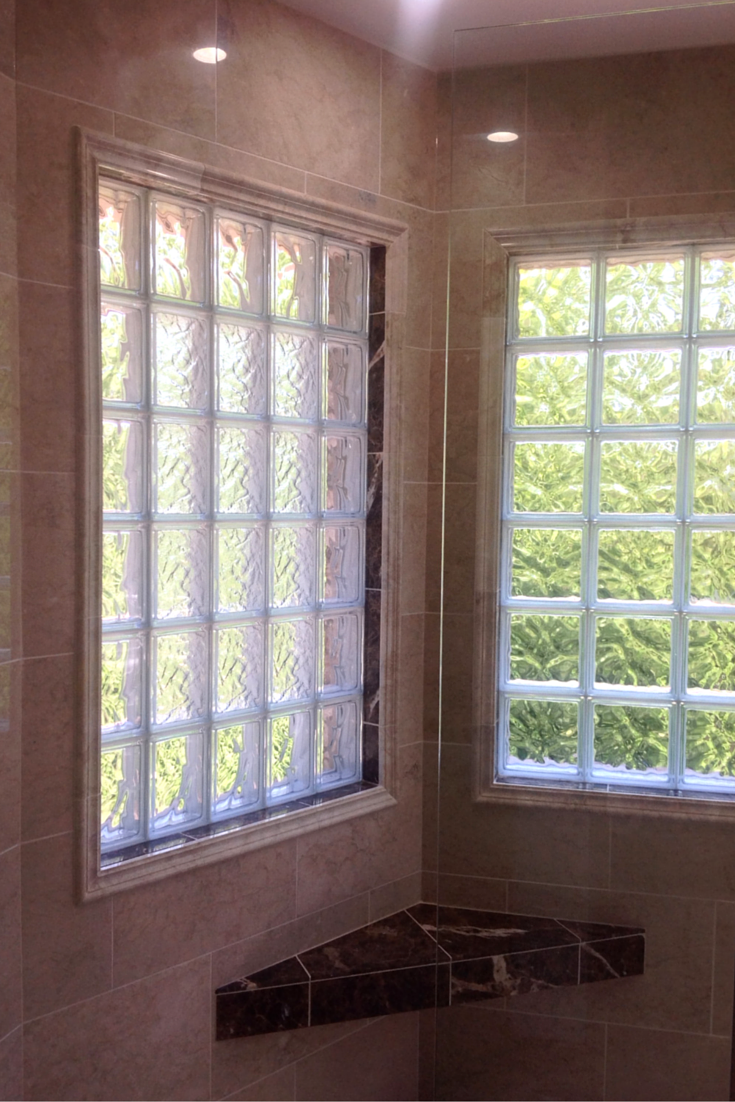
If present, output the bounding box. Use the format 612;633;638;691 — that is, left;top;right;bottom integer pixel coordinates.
215;903;645;1040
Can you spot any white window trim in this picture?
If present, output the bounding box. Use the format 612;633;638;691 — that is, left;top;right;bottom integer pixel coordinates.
78;131;407;899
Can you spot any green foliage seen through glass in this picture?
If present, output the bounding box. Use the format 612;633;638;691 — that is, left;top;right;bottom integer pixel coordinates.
693;440;735;513
599;440;677;514
511;528;582;599
517;264;591;338
690;530;735;605
594;705;669;772
514;353;587;426
597;529;674;602
513;442;585;513
602;349;680;424
510;614;579;684
686;710;735;777
595;617;671;689
699;255;735;331
688;620;735;693
696;347;735;422
605;257;684;334
508;698;578;765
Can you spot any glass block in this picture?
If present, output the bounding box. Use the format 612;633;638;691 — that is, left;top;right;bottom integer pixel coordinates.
509;614;579;684
593;704;669;773
215;621;265;714
150;731;204;833
325;340;365;424
323;433;365;515
100;743;141;846
512;442;585;513
688;619;735;693
101;301;143;403
685;709;735;778
320;610;361;694
153;420;209;516
602;348;680;424
267;709;312;800
272;328;319;420
99;185;141;291
152;629;208;726
322;524;362;605
269;617;315;705
102;418;145;515
693;440;735;513
216;322;267;416
153;199;206;303
216;424;266;516
507;698;578;766
696;347;735;423
216;525;266;614
318;699;359;787
510;528;582;599
272;229;317;323
216;216;265;314
272;429;318;515
153;526;209;621
213;721;261;815
270;524;316;609
152;311;208;410
699;252;735;331
325;241;366;333
691;530;735;606
516;263;591;338
102;528;144;624
600;441;678;514
595;617;671;689
513;353;587;427
597;529;674;602
101;635;143;734
605;256;684;334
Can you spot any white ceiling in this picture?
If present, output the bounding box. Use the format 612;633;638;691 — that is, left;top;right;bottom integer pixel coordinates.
277;0;735;70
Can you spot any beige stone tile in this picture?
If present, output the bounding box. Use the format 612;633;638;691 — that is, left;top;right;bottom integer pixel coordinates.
295;1013;419;1102
380;52;437;211
0;846;21;1041
436;613;475;740
19;281;75;472
422;611;441;743
20;471;75;658
435;872;508;912
434;73;451;215
403;207;436;351
22;832;112;1020
21;653;75;841
224;1065;295;1101
0;275;20;468
0;74;16;279
0;0;14;80
712;900;735;1036
428;348;481;486
0;1026;22;1102
369;870;422;922
506;880;715;1034
605;1024;730;1102
629;191;735;220
397;614;426;746
399;482;427;615
422;740;439;874
112;839;297;986
16;86;114;287
441;485;477;615
447;210;487;350
217;0;380;191
0;660;20;852
24;956;210;1101
433;1004;605;1101
611;813;735;900
478;198;629;234
400;346;430;484
423;484;441;616
17;0;215;137
430;213;448;352
417;1008;437;1102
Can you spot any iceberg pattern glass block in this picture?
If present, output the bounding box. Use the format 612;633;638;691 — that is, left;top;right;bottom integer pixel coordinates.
595;617;671;689
215;424;266;517
324;433;364;514
99;185;141;290
273;229;317;322
686;709;735;778
213;722;261;814
512;442;585;513
326;242;366;332
217;322;267;416
323;524;362;605
602;349;680;424
103;419;145;514
100;744;141;844
267;710;312;799
101;635;143;734
694;440;735;513
153;526;209;621
273;430;317;515
101;302;143;403
272;329;318;420
516;263;591;338
600;441;677;513
508;698;578;766
510;528;582;600
153;629;208;725
216;217;265;314
321;611;361;693
688;620;735;693
153;200;205;302
270;525;316;609
325;341;365;423
696;347;735;423
593;704;669;773
513;353;587;427
153;420;209;515
690;530;735;605
269;618;315;704
605;256;684;334
699;252;735;331
102;528;144;624
318;699;359;786
597;529;674;602
150;732;203;832
216;526;266;614
153;312;208;410
215;623;265;714
509;614;579;685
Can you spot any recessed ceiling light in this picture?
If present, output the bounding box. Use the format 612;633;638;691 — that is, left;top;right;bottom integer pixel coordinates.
487;130;519;143
193;47;226;64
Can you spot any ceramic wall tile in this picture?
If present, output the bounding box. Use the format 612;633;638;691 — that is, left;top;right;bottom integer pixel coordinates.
0;0;14;81
20;471;75;658
21;653;75;841
605;1023;730;1102
18;281;75;473
0;1027;22;1102
294;1014;419;1102
0;846;21;1041
712;901;735;1037
0;74;17;279
380;52;437;211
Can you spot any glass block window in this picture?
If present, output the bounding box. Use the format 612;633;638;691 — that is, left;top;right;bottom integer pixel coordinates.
97;181;370;854
500;246;735;797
